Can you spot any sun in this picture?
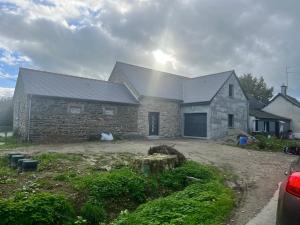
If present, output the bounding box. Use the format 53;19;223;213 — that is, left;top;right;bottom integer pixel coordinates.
152;49;175;65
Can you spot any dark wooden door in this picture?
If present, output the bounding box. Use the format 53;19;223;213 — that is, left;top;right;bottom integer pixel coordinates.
184;113;207;137
149;112;159;135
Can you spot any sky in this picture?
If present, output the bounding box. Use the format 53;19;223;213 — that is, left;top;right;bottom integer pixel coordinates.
0;0;299;99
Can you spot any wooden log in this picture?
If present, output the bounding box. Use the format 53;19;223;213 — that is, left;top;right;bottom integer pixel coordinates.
133;153;178;176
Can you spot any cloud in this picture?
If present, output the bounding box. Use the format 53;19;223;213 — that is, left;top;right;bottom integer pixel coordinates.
0;87;14;98
0;0;299;98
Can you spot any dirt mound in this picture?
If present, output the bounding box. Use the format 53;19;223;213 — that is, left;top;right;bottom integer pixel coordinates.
148;145;186;166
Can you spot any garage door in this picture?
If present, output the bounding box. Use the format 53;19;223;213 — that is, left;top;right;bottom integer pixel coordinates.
184;113;207;137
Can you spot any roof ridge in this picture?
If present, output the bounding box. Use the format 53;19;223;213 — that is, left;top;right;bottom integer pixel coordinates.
116;61;187;79
116;61;234;79
19;67;122;86
189;70;234;79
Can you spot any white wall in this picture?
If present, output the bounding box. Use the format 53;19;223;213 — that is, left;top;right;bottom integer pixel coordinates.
263;95;300;138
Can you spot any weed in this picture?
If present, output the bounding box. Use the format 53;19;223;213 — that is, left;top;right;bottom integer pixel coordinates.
33;152;82;171
0;192;75;225
0;136;32;150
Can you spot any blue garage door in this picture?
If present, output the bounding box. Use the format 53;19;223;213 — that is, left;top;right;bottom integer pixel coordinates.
184;113;207;137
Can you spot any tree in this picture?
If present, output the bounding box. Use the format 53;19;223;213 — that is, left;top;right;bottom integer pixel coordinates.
0;97;13;127
239;73;273;104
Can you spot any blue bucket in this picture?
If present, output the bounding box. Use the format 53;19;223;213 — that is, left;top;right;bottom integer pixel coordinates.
239;136;248;145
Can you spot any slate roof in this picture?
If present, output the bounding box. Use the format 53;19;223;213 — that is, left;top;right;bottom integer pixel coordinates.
112;62;185;100
248;95;266;110
280;93;300;107
250;109;290;121
18;68;139;104
112;62;236;103
183;72;233;103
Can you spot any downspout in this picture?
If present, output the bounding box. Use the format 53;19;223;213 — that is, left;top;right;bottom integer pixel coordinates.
27;95;32;142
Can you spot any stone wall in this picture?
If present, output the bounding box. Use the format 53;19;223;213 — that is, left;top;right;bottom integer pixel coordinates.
137;97;181;137
13;79;29;140
209;74;248;139
29;96;138;142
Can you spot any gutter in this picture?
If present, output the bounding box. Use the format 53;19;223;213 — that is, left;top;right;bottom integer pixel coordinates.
27;94;32;142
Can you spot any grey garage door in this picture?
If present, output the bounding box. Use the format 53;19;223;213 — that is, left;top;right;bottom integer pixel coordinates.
184;113;207;137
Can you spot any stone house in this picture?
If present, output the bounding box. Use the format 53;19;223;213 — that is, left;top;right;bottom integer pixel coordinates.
13;62;249;142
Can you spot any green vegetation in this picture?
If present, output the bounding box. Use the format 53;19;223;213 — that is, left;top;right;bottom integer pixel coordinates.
111;182;234;225
33;152;82;171
0;192;75;225
73;168;147;203
245;135;300;152
0;136;32;150
0;153;235;225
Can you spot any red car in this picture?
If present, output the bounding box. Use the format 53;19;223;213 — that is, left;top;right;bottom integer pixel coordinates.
277;157;300;225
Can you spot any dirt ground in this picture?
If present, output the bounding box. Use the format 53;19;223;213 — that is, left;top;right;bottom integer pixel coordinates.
1;138;296;225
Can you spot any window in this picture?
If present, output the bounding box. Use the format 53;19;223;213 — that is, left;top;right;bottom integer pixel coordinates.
228;114;234;128
104;107;116;115
69;106;82;114
229;84;234;97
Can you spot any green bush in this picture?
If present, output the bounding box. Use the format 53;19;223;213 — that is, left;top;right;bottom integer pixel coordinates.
111;181;234;225
157;161;219;191
81;199;106;225
250;135;300;152
0;192;75;225
73;168;147;203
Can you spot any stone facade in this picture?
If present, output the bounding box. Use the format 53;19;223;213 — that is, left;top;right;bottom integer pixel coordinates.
13;79;29;140
209;74;248;138
137;97;181;137
181;75;248;139
24;96;138;142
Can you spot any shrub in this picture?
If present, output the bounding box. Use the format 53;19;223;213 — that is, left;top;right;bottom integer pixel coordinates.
0;192;75;225
73;168;147;203
157;161;219;191
111;181;234;225
81;199;106;225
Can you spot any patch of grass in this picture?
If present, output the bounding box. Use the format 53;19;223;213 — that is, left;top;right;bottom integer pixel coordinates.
33;152;82;171
71;161;232;225
54;171;78;182
0;192;75;225
0;156;16;184
156;161;220;192
0;136;32;150
72;168;147;203
111;181;234;225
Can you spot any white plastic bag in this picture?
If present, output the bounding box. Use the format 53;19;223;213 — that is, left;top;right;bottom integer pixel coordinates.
101;132;114;141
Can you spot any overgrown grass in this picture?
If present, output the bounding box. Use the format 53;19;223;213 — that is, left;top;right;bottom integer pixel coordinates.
0;192;75;225
0;136;32;150
111;182;234;225
70;161;232;224
33;152;82;171
0;160;235;225
245;135;300;152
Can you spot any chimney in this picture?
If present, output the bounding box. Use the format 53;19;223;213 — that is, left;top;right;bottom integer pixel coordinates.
281;84;287;96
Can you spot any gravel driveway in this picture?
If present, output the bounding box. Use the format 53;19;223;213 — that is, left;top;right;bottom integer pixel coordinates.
3;139;296;225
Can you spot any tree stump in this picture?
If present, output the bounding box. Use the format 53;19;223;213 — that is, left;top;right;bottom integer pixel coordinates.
133;154;177;176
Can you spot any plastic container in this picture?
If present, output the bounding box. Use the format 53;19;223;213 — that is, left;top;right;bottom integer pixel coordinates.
239;136;248;145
